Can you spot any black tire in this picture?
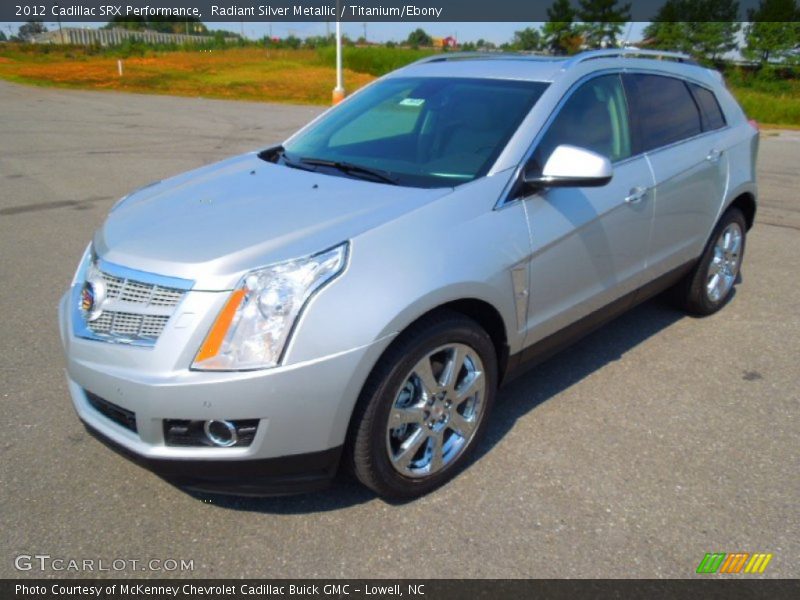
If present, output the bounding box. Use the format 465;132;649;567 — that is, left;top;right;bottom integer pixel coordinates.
348;310;498;500
672;207;747;316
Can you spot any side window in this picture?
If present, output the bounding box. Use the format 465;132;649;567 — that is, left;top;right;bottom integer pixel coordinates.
689;83;726;131
533;74;631;169
624;74;702;151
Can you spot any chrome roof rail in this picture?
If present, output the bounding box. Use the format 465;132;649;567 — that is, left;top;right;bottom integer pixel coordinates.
411;52;498;65
562;48;698;69
410;51;565;66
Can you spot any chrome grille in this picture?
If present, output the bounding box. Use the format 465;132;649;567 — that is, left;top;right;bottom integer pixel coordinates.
87;312;171;340
89;312;113;332
99;271;184;308
73;257;193;347
141;315;169;337
151;287;184;306
101;272;124;298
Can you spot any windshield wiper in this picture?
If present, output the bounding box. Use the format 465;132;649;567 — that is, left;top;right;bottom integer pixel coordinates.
298;157;399;185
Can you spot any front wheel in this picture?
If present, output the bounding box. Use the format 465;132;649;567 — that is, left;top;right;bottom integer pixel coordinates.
673;207;747;316
349;311;498;500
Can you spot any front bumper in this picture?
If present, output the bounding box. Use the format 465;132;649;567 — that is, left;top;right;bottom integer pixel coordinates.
59;291;392;495
82;418;343;495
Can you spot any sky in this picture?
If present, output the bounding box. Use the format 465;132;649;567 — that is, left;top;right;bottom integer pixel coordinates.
1;21;651;46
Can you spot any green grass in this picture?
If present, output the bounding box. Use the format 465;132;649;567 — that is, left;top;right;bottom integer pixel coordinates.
314;46;435;76
729;86;800;127
1;43;799;126
724;70;800;127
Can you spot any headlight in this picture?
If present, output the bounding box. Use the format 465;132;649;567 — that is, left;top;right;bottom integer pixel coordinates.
192;243;348;371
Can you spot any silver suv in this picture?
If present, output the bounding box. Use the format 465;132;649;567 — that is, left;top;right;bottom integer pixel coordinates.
59;49;758;499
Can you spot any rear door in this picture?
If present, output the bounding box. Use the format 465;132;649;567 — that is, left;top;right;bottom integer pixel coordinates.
623;73;729;276
520;73;656;343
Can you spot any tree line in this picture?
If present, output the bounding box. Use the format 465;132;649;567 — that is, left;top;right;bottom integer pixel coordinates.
464;0;799;67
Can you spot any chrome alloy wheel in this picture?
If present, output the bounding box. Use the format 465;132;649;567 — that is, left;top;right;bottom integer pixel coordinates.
706;222;743;302
386;343;486;478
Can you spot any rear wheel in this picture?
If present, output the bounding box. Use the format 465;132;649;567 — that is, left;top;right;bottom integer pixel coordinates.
349;311;497;500
673;207;747;316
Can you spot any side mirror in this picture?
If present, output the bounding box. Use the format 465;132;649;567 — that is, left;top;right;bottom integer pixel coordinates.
523;145;613;189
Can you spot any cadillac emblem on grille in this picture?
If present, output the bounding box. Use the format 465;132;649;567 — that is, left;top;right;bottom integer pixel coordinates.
80;277;105;322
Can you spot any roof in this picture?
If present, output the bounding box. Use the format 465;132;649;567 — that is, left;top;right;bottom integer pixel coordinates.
396;53;568;82
393;49;715;85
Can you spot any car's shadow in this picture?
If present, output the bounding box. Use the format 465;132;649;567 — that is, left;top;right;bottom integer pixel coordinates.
185;296;686;514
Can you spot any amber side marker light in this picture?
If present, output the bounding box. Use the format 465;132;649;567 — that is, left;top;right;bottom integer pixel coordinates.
195;289;246;362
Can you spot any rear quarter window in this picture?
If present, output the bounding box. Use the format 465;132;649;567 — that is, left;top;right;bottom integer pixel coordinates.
689;83;727;131
624;74;703;152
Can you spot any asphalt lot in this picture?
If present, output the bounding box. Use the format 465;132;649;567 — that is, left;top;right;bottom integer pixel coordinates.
0;81;797;579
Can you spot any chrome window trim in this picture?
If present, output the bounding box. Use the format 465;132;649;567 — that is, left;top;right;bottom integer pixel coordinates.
495;67;731;209
639;125;731;158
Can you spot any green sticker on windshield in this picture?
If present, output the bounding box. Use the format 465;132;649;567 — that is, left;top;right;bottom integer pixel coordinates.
399;98;425;107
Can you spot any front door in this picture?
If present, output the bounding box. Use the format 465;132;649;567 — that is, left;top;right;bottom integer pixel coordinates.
520;73;656;344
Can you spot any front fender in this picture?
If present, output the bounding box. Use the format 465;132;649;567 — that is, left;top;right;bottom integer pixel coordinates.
283;174;529;366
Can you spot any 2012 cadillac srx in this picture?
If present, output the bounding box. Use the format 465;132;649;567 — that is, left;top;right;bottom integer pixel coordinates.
59;49;758;499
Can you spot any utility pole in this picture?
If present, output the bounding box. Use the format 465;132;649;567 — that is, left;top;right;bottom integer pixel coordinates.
363;23;367;42
332;0;345;104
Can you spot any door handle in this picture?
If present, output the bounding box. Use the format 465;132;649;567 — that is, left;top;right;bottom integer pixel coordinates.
706;149;722;163
624;186;648;205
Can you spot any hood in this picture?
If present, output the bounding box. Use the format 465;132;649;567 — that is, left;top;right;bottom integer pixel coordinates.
95;152;451;290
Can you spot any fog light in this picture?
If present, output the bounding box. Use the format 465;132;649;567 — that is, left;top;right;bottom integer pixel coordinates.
204;420;238;447
164;418;258;447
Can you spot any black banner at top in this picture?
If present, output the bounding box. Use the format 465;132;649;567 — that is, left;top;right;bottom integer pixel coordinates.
1;0;785;23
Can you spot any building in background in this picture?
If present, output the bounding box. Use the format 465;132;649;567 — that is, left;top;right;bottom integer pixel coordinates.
30;28;236;47
432;36;458;49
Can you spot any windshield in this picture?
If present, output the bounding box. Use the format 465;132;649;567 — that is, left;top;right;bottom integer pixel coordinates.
282;77;549;188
